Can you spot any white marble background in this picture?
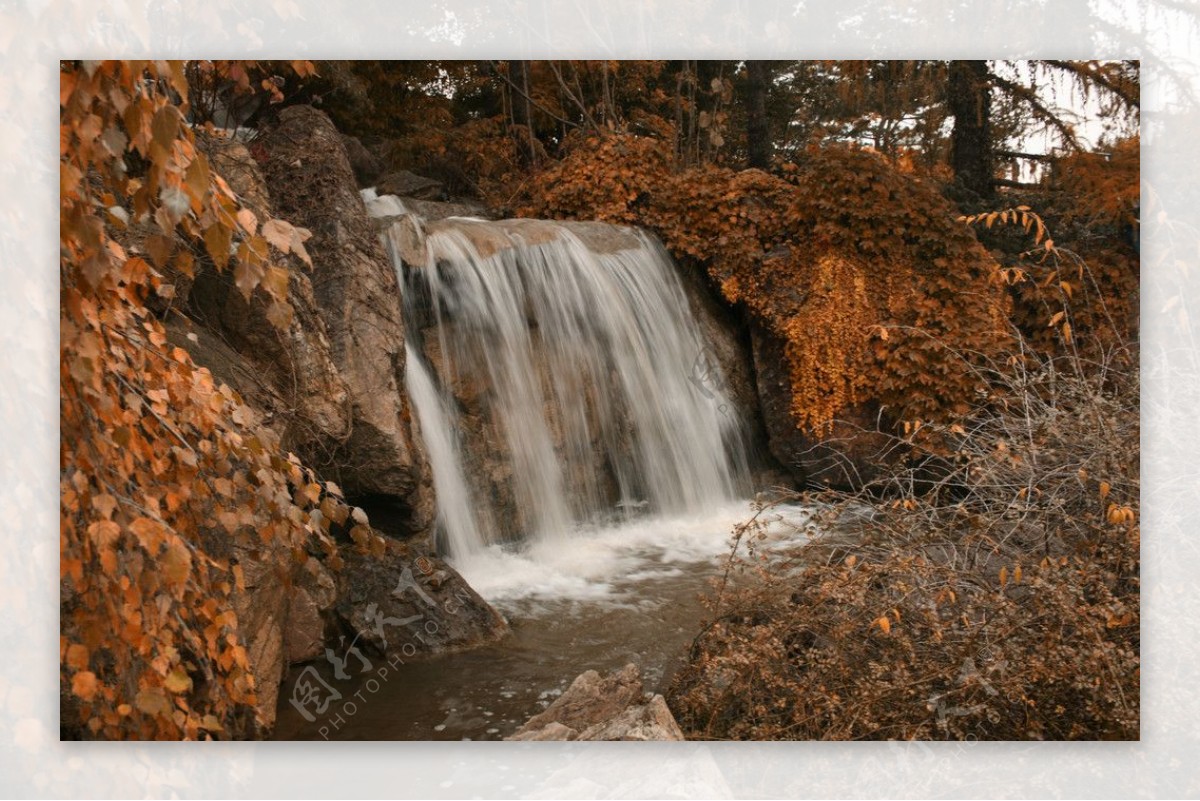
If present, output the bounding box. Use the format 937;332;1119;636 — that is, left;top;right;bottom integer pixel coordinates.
2;1;1196;796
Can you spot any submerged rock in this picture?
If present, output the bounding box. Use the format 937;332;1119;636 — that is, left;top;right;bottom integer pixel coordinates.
507;664;685;741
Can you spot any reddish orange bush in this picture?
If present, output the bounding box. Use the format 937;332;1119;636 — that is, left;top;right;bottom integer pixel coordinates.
523;136;1011;433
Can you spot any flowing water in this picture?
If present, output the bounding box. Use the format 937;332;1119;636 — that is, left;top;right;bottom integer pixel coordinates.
272;194;807;740
273;502;813;741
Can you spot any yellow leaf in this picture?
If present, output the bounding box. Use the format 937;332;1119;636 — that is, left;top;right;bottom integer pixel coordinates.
236;207;257;235
204;221;232;270
874;616;891;635
66;643;89;671
135;686;171;716
1099;481;1111;500
999;566;1008;586
262;218;296;254
162;539;192;587
164;666;193;694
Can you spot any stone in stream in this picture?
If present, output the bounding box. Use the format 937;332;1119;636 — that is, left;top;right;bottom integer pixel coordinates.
507;664;685;741
335;538;508;656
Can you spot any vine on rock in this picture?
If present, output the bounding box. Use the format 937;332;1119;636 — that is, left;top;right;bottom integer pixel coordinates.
60;60;376;739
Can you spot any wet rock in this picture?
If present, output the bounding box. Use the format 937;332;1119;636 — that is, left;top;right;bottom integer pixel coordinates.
284;558;338;664
341;133;383;186
259;105;435;538
670;249;785;491
507;664;685;741
334;537;507;658
371;196;491;224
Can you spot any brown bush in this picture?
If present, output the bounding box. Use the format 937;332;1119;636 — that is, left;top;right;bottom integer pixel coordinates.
668;333;1139;740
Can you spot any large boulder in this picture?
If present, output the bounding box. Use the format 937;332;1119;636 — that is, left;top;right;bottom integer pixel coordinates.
334;538;507;657
259;105;435;538
507;664;685;741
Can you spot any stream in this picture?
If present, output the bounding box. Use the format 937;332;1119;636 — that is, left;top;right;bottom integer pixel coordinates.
273;502;812;741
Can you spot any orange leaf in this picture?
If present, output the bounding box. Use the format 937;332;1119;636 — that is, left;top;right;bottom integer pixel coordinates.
72;670;99;701
66;644;89;671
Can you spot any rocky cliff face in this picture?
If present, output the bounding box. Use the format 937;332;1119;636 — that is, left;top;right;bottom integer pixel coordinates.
259;106;436;535
161;107;505;733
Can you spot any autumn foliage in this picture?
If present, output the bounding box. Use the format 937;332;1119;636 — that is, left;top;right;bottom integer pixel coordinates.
521;135;1011;433
60;58;1139;742
59;60;363;739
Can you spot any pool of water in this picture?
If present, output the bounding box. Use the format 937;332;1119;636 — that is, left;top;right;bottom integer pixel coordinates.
273;501;813;741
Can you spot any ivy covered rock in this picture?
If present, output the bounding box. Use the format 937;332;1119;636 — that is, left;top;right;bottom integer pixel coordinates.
522;137;1011;487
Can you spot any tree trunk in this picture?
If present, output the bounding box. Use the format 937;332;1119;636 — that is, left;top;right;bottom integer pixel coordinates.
745;61;771;169
948;60;993;198
510;60;536;167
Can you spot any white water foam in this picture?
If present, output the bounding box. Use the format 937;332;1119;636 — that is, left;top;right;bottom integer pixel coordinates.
451;501;814;609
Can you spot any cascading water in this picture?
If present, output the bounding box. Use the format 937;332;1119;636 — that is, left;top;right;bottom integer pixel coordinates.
368;192;750;560
272;193;811;741
402;342;487;560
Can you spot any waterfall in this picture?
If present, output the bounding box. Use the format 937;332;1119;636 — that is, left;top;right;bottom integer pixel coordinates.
369;192;749;559
403;342;488;558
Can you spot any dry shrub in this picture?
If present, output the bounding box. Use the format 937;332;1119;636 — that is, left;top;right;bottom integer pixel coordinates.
668;334;1139;740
